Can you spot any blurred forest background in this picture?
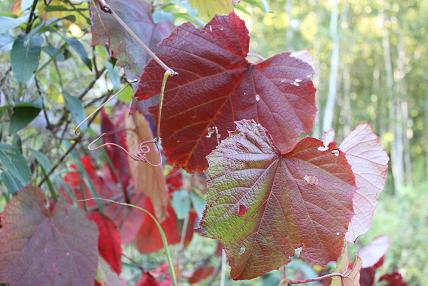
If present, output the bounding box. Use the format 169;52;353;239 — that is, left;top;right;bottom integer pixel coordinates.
0;0;427;285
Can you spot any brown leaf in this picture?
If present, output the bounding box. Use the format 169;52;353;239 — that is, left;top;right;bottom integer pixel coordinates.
126;111;167;221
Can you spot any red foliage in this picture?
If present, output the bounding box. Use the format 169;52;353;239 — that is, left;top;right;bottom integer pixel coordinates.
136;12;316;172
200;120;356;279
88;211;122;274
136;198;197;254
379;272;408;286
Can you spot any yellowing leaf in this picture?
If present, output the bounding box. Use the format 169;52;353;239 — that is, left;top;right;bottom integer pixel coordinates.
189;0;234;21
126;112;168;221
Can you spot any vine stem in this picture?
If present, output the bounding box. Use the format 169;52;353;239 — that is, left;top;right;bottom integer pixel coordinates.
280;272;345;285
79;197;178;286
96;0;177;76
157;70;173;140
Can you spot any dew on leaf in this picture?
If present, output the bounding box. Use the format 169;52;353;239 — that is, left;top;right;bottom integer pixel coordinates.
317;145;329;152
238;204;248;217
255;94;260;102
206;126;219;139
336;232;340;236
239;246;246;255
295;78;302;83
304;175;319;185
332;149;340;157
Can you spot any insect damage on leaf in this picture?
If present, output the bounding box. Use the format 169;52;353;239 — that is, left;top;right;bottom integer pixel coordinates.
0;186;99;286
199;120;356;280
136;12;316;172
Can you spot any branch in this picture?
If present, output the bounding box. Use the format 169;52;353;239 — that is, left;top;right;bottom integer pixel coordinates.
37;93;111;187
95;0;177;76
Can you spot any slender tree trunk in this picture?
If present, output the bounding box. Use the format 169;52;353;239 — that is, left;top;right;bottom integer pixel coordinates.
381;1;404;190
425;89;428;179
312;0;322;138
322;0;340;131
341;63;352;136
285;0;293;50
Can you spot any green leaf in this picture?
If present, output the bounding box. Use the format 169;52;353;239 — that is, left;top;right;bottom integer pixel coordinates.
190;192;205;218
11;34;43;84
1;171;21;195
0;33;14;52
0;15;29;33
0;147;31;187
171;190;191;220
117;84;133;103
29;148;52;171
105;61;121;90
63;91;86;131
9;101;42;134
188;0;234;21
65;37;92;70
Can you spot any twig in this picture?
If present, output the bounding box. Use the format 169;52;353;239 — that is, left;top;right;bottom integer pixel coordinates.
95;0;177;76
25;0;40;33
122;253;144;272
38;93;110;187
280;272;345;285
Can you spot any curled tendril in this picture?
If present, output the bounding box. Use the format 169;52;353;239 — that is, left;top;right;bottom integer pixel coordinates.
88;131;162;167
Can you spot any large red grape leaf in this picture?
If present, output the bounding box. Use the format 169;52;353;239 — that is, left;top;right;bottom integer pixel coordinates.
0;186;99;286
90;0;173;79
126;111;168;221
88;211;122;274
136;198;197;254
136;12;316;172
339;124;389;242
199;120;356;280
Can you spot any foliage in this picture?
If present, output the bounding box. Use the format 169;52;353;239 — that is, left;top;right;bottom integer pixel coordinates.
0;0;426;285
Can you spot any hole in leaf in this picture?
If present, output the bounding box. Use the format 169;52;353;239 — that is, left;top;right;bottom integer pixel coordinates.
304;175;319;185
238;204;248;217
239;246;246;255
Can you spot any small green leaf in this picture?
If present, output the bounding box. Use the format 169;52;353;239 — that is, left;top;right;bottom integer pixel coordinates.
11;34;43;84
190;193;205;218
1;171;21;195
105;61;121;90
63;91;86;131
0;33;14;52
117;84;133;103
29;148;52;171
0;15;29;33
171;190;191;220
65;37;92;70
9;101;42;134
188;0;234;21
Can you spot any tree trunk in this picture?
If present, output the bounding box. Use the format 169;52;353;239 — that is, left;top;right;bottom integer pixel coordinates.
322;0;340;131
381;1;404;190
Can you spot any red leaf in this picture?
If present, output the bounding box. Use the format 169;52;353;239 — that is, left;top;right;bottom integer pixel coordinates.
62;156;146;244
136;12;316;172
0;186;99;286
136;198;197;254
200;120;356;280
88;211;123;274
90;0;173;79
137;263;172;286
339;124;389;242
379;272;408;286
187;265;216;284
358;236;389;269
101;109;130;190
